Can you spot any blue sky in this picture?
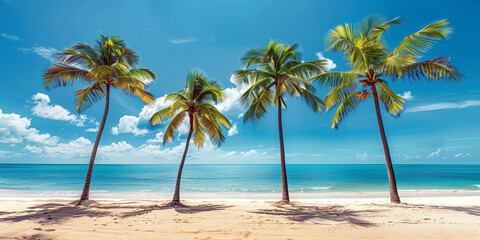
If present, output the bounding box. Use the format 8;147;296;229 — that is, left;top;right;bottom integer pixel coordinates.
1;0;479;164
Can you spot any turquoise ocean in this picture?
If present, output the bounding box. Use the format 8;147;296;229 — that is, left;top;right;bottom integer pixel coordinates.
1;164;479;199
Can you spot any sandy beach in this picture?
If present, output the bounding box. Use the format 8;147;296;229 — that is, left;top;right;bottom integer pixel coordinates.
0;195;479;240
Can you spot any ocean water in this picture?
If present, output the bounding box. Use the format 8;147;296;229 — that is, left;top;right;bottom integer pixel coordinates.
0;164;479;198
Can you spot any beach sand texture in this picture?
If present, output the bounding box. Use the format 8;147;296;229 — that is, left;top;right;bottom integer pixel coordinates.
0;196;479;240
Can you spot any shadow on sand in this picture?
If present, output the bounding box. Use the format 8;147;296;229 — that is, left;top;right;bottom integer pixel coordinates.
121;202;233;217
374;202;480;217
251;203;381;227
0;201;233;224
0;202;111;224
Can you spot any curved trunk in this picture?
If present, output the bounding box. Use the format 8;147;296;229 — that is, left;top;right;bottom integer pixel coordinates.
171;114;194;204
277;98;290;203
371;85;401;204
79;84;110;201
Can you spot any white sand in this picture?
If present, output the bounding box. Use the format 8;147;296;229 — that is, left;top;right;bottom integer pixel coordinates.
0;196;479;239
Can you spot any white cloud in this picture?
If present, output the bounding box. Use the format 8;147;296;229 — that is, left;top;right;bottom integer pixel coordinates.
227;123;238;136
31;93;95;127
85;121;100;132
1;33;20;41
404;154;421;159
138;95;172;120
406;100;480;113
355;152;368;160
111;115;148;136
399;91;414;101
147;132;164;143
169;38;198;44
18;46;59;62
454;153;471;158
24;145;43;154
0;109;58;145
315;52;336;71
214;85;246;113
427;148;442;159
41;137;92;158
237;113;244;119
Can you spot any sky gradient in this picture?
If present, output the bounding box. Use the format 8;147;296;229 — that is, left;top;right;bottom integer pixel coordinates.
1;0;479;164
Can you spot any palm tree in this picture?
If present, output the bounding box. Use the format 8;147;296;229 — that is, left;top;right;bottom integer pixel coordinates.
232;41;329;203
149;70;231;207
312;16;461;203
44;35;157;204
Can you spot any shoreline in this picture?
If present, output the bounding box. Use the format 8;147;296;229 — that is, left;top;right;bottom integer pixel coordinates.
1;189;479;200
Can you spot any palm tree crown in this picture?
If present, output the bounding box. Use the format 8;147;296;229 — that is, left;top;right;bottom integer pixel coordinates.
313;16;461;128
232;41;329;121
150;70;231;147
45;35;157;111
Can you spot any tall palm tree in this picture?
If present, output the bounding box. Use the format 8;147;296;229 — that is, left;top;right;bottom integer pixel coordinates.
150;70;231;207
232;41;329;203
312;16;461;203
44;35;157;204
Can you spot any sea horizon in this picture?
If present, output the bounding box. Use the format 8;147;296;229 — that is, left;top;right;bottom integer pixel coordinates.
2;164;479;199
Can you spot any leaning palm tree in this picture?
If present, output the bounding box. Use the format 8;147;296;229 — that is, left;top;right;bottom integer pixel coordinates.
150;70;231;207
232;41;329;203
44;35;156;204
312;16;461;203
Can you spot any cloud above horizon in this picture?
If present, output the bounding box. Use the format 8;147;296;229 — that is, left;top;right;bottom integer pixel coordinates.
406;100;480;113
18;46;59;62
1;33;20;41
315;52;336;71
169;38;198;44
399;91;414;101
31;93;97;129
0;109;59;145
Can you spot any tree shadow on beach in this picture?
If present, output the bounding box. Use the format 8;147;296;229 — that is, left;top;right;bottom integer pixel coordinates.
386;203;480;217
0;202;112;224
251;203;381;227
121;202;233;218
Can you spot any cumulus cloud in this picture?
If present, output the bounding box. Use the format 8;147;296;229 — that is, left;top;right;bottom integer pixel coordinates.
169;38;198;44
31;93;96;128
406;100;480;113
399;91;414;101
18;46;59;62
147;132;165;143
315;52;336;71
227;123;238;136
0;109;58;145
111;115;148;136
1;33;20;41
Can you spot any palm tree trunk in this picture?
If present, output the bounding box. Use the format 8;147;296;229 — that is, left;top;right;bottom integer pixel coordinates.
277;98;290;203
171;115;194;204
371;85;401;204
79;84;110;202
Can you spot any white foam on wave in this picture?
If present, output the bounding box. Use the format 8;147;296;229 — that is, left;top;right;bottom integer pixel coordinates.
311;186;332;190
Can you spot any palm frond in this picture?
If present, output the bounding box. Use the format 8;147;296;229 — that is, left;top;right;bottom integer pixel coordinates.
163;110;188;144
44;65;92;87
311;71;358;87
390;19;452;56
402;57;461;81
375;81;405;116
327;86;359;129
75;82;105;112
